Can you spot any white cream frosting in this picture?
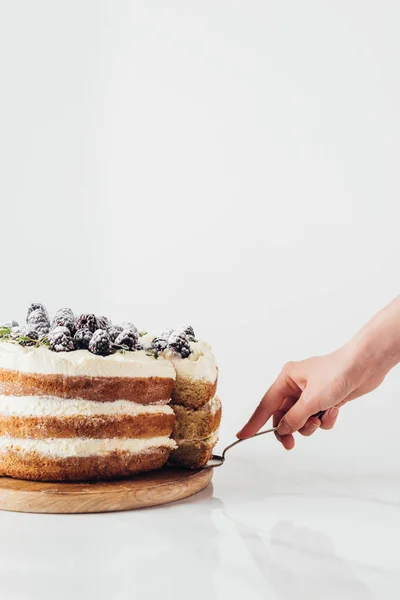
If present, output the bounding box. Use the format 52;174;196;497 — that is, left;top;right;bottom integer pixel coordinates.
0;395;174;418
0;342;176;379
0;435;176;457
165;340;217;383
140;334;218;383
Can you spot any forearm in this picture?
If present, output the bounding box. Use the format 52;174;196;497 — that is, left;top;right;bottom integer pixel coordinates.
345;296;400;375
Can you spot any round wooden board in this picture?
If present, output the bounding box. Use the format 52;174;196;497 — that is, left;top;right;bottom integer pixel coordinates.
0;468;213;514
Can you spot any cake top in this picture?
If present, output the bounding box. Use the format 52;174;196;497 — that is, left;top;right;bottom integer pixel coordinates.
0;303;196;358
0;303;217;381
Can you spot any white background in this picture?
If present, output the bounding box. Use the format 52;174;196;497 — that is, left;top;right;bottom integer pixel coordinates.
0;3;400;597
1;0;399;466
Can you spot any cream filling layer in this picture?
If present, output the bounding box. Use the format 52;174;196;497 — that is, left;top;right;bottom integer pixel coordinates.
0;343;176;379
0;395;174;418
0;436;177;457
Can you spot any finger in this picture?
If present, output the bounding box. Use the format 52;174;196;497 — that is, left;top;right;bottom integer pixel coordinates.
277;390;315;435
277;433;296;450
279;396;298;413
273;408;295;449
237;372;300;438
298;416;320;436
320;406;339;430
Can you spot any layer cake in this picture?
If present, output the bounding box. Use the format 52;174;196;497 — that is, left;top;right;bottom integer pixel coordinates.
0;305;221;479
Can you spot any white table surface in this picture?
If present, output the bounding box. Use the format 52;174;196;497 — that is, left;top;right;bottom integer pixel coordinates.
0;409;399;600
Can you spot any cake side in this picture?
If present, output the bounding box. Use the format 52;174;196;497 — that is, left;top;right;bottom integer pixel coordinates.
0;436;177;481
0;369;174;403
0;394;175;438
0;447;172;481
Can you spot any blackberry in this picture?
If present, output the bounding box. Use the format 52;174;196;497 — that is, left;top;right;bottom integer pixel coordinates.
18;325;40;346
149;328;174;353
48;326;74;352
96;316;110;330
175;325;196;341
27;309;50;335
26;303;48;321
150;336;168;353
89;329;112;356
107;325;123;342
135;342;144;351
51;308;76;334
74;328;93;350
121;321;139;335
167;332;192;358
114;329;139;350
76;314;98;333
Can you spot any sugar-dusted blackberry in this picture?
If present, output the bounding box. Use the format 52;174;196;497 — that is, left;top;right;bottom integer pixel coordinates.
27;309;50;334
135;342;144;351
48;326;74;352
175;325;196;341
107;325;123;342
150;336;168;353
17;325;39;346
51;308;76;334
96;316;111;330
121;321;139;335
160;328;173;339
74;328;93;350
36;324;50;337
89;329;112;356
26;303;48;321
76;313;98;333
167;332;192;358
114;329;138;350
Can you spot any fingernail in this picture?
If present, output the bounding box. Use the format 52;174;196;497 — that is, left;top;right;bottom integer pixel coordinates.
329;407;339;418
275;432;282;442
277;420;291;435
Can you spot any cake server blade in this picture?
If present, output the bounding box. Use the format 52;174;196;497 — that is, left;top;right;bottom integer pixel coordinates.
205;410;326;468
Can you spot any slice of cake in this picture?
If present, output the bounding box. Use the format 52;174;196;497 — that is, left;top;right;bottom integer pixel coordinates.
168;396;221;469
142;328;218;409
141;328;220;468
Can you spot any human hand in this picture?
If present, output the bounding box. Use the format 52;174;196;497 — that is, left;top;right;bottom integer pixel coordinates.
237;344;388;449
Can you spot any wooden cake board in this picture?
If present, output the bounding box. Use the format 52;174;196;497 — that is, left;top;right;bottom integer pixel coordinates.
0;467;213;514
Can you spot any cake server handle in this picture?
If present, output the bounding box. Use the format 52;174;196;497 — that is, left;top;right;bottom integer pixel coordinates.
206;410;326;468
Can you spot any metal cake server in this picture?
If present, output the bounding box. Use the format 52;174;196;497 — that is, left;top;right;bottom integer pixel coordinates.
205;410;326;468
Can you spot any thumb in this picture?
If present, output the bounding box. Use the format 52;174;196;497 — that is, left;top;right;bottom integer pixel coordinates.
277;390;317;435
